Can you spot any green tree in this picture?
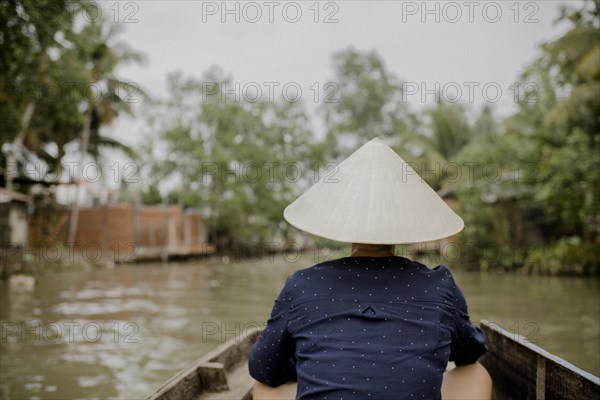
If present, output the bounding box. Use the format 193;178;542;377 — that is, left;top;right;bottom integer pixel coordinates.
144;69;319;251
64;21;145;243
1;1;142;190
0;0;87;188
451;0;599;274
522;0;600;243
543;0;600;136
399;103;493;190
323;47;413;159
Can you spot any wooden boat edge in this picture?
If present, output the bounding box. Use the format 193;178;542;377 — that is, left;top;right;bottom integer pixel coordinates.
149;321;600;400
479;320;600;399
147;327;262;400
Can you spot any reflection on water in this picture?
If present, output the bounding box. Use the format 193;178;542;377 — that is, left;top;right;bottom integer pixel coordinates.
0;255;598;399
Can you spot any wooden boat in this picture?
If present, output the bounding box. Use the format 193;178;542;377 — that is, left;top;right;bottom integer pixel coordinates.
148;320;600;400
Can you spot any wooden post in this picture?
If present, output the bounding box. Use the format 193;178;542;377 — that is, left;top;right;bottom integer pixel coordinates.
536;355;546;400
103;205;108;251
479;320;599;400
183;212;191;251
197;362;229;391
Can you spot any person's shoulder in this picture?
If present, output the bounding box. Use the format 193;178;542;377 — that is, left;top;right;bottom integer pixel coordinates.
431;263;453;276
407;258;452;275
287;258;342;280
427;264;462;293
408;261;458;286
281;258;342;296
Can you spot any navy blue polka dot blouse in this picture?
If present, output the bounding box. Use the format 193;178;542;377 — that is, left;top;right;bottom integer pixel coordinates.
248;256;487;400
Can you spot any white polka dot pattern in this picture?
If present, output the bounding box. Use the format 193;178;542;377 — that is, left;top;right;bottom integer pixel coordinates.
248;256;487;399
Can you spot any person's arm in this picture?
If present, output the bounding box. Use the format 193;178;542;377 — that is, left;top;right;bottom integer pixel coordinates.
248;275;297;388
442;271;492;399
447;272;488;365
441;362;492;400
253;380;297;400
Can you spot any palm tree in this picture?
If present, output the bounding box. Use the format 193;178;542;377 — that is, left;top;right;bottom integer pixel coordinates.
1;0;86;189
397;102;486;190
542;0;600;136
65;21;146;244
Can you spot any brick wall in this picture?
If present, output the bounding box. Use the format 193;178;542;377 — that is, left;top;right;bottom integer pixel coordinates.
74;207;110;248
50;205;207;257
137;206;181;248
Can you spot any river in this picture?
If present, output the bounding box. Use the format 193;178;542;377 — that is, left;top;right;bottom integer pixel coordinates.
0;254;598;399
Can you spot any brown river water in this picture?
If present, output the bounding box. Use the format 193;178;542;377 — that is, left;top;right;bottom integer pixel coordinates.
0;254;598;399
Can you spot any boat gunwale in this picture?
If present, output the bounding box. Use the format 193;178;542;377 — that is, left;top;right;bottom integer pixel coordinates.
479;319;600;385
147;327;262;399
148;321;599;399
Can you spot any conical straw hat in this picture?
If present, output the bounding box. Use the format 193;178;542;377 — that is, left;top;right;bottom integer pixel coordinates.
283;138;464;244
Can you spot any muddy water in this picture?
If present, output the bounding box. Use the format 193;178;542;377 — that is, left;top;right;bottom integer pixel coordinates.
0;255;598;399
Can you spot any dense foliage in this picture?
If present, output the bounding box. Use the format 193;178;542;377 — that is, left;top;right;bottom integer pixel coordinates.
3;0;597;273
452;1;599;274
0;0;141;188
141;1;598;273
137;69;321;251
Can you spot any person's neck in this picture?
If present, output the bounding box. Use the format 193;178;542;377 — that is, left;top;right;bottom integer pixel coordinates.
350;243;395;257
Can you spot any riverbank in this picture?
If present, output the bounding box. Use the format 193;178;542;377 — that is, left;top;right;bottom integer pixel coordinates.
0;243;220;280
2;240;599;281
1;244;116;280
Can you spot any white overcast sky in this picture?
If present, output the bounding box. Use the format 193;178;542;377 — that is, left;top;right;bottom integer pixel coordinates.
102;0;580;149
